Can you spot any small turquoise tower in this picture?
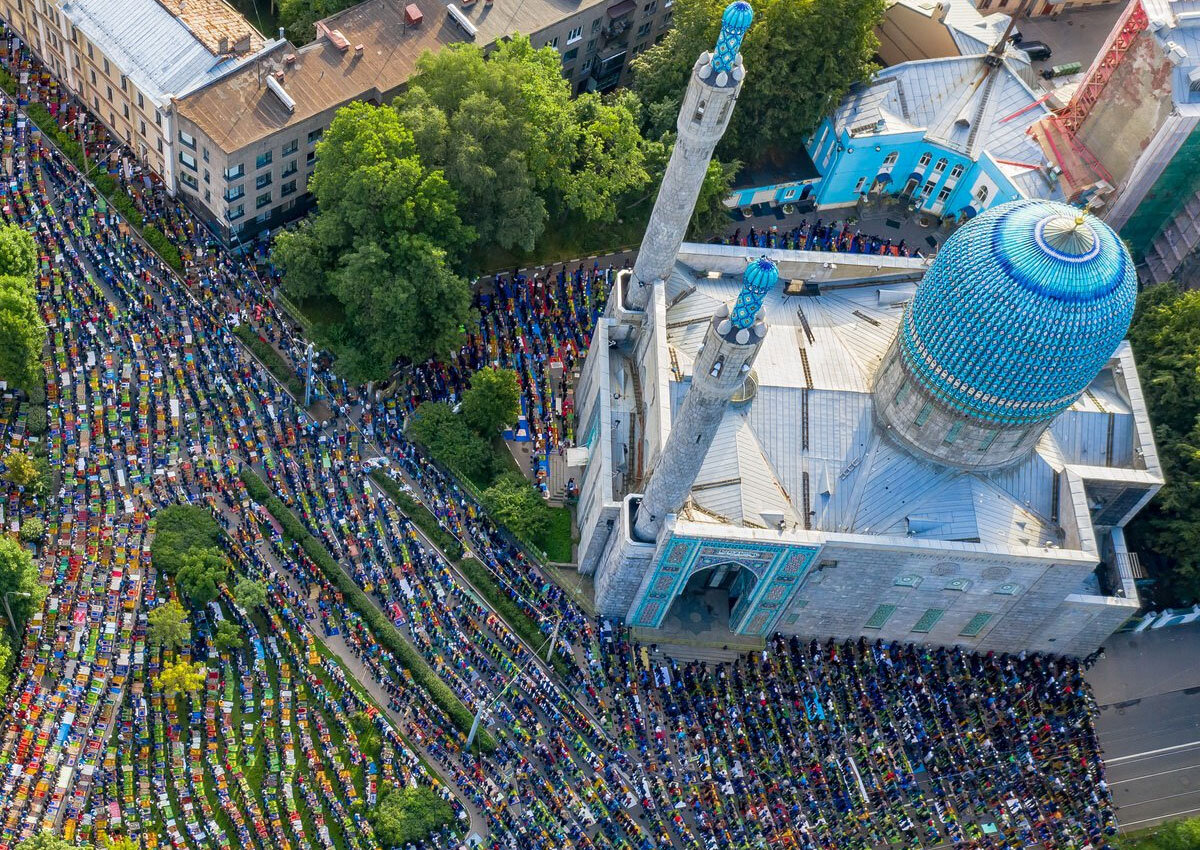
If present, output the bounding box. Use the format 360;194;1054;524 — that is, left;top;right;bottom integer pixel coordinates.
730;257;777;330
874;199;1137;470
623;1;755;313
712;1;753;73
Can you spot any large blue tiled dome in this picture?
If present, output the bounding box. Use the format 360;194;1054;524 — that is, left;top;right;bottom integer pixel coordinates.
900;200;1137;426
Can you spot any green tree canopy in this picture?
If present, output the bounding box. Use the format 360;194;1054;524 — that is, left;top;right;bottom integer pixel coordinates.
15;832;77;850
632;0;883;164
482;472;551;541
273;102;473;383
175;548;230;608
233;578;267;611
0;632;12;699
395;38;651;252
147;599;191;651
18;518;45;544
462;367;521;436
0;275;45;393
3;449;40;490
367;785;455;847
0;224;37;280
213;620;245;652
0;535;43;626
150;505;222;577
1127;284;1200;605
155;659;205;697
408;402;494;485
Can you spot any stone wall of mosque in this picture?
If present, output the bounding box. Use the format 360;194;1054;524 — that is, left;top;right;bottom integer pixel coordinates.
767;540;1111;654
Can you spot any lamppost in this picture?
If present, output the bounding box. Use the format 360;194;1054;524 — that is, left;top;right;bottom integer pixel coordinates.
3;590;31;635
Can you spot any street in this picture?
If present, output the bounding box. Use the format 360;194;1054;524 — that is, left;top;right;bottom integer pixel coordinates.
1087;621;1200;832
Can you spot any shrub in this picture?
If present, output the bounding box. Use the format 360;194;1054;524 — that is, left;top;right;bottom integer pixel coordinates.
408;402;493;486
481;473;550;540
144;226;182;273
18;518;45;544
24;407;45;436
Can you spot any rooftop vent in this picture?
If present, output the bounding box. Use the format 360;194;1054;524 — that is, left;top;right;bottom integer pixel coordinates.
266;74;296;113
447;4;478;38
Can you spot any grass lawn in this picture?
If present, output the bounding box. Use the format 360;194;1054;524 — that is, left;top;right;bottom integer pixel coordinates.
533;504;574;564
1116;816;1200;848
467;197;651;275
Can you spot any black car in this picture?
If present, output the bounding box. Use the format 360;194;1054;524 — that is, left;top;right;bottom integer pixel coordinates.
1019;40;1053;61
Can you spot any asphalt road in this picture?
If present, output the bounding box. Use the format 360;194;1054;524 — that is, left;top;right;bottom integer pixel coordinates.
1087;621;1200;832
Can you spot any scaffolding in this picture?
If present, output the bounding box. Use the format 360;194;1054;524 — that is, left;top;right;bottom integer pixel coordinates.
1060;0;1149;133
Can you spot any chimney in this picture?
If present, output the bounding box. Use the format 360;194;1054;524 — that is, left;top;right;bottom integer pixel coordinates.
354;44;364;55
278;26;285;39
405;3;423;25
285;53;296;65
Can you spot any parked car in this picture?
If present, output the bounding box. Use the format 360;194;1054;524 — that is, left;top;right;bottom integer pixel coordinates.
1019;40;1053;61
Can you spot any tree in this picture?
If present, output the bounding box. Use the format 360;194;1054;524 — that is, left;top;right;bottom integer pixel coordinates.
407;402;494;485
147;599;191;651
0;224;37;280
232;578;267;611
155;659;205;697
175;548;229;608
394;38;652;253
367;785;454;847
482;473;550;540
151;505;222;577
18;518;45;544
0;535;43;626
15;832;76;850
1127;284;1200;605
461;368;521;436
632;0;883;165
3;450;39;490
273;102;473;382
0;633;12;698
213;620;244;652
0;275;45;393
102;838;140;850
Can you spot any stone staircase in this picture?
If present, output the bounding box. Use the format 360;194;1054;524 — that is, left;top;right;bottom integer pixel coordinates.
546;451;571;506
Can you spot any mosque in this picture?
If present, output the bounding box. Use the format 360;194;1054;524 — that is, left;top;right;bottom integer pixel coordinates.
572;2;1163;656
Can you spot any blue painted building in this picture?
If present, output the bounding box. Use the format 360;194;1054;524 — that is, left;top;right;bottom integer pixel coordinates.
803;53;1064;220
728;50;1065;219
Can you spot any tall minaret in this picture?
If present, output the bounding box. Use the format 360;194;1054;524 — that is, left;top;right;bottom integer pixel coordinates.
624;1;753;312
631;257;775;542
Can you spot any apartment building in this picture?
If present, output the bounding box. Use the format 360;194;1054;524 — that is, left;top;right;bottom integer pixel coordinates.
0;0;268;190
173;0;676;242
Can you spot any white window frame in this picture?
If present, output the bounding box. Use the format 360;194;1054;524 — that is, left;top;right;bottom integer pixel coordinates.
567;25;583;43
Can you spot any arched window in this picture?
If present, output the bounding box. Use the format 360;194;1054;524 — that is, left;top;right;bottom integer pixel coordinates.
918;151;932;167
976;185;990;204
933;158;948;175
949;163;964;180
882;151;898;167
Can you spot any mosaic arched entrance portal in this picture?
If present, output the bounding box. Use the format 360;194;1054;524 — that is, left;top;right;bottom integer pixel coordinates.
628;537;821;636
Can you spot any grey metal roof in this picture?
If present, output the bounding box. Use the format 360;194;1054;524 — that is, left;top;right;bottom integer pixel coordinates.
62;0;253;103
655;252;1156;555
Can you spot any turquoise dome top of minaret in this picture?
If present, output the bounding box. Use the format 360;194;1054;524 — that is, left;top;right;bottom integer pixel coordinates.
712;1;754;73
